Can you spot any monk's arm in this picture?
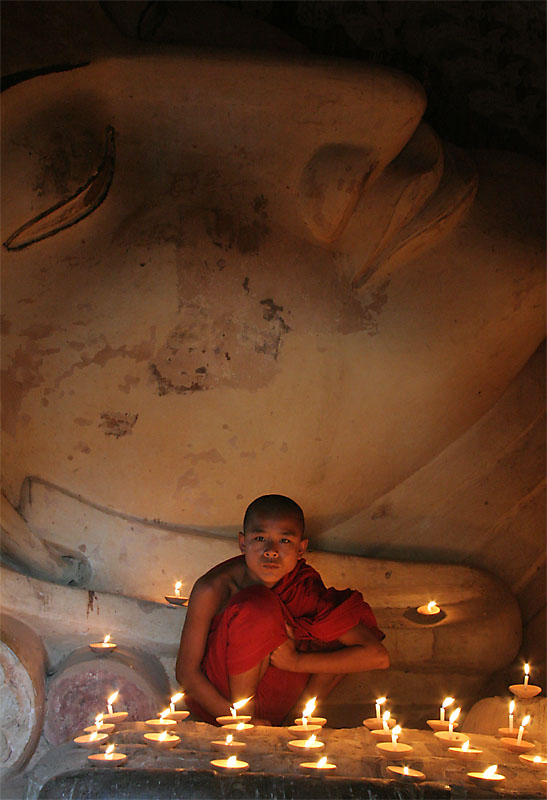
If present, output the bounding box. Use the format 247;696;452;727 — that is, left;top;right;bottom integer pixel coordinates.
175;579;232;718
270;622;389;673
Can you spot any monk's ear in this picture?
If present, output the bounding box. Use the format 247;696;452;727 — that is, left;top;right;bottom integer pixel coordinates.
238;531;246;553
298;538;308;557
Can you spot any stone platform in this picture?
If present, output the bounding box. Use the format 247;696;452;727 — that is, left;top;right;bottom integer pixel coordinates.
23;722;546;799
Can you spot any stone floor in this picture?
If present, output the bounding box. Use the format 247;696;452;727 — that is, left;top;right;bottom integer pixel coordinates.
14;722;547;799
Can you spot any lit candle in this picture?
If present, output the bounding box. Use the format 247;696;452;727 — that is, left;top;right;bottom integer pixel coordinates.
524;662;530;686
391;724;401;748
170;691;183;713
211;732;247;754
517;714;531;744
89;633;117;654
417;600;441;615
165;582;188;605
299;755;337;773
375;696;386;719
519;754;547;771
448;738;483;761
509;699;515;731
145;709;177;730
107;691;118;716
88;743;128;766
210;754;249;774
386;765;426;782
165;691;189;720
174;581;182;597
287;733;326;754
84;713;115;735
382;710;391;731
216;696;253;726
223;720;255;733
467;764;505;787
448;707;461;738
440;697;454;722
74;729;110;748
143;729;181;749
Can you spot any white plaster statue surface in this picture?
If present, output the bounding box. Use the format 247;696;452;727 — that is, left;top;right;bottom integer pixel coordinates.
2;51;544;546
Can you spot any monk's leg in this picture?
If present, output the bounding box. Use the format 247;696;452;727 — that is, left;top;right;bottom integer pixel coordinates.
228;656;271;724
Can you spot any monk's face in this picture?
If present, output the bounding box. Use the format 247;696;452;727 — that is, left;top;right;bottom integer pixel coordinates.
239;512;308;587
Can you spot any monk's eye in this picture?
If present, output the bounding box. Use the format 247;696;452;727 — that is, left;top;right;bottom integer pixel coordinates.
254;536;264;542
3;126;115;251
281;539;291;544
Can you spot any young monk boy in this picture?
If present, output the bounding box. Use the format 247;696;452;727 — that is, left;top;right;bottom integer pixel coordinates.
176;494;389;725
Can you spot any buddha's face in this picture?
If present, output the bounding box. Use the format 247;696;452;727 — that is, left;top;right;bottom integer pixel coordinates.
1;52;544;540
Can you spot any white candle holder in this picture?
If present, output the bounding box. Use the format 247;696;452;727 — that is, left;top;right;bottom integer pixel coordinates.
500;737;535;754
299;759;336;773
376;742;414;759
216;715;252;726
74;732;110;748
287;738;325;754
427;719;458;732
287;723;322;739
508;683;542;699
143;732;180;749
447;745;483;762
363;717;396;731
164;595;189;606
210;757;249;774
163;710;190;721
294;716;327;727
84;723;115;735
467;770;505;788
102;711;128;723
88;751;127;767
144;717;177;731
434;731;468;749
519;754;547;770
386;765;425;782
211;738;247;755
89;641;117;654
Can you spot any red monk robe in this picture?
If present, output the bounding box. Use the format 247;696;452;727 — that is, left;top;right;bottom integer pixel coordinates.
184;558;384;725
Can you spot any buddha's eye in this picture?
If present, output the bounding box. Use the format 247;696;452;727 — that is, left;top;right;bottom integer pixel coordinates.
3;125;115;251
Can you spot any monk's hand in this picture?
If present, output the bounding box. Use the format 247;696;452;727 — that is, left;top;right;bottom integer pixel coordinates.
270;638;302;671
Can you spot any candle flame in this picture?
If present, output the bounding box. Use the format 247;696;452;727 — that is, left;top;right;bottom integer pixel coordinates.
227;755;237;767
404;766;409;775
236;722;245;730
524;662;530;675
105;744;115;759
392;725;402;735
521;714;531;727
483;765;498;778
462;739;470;752
95;713;104;727
509;700;515;714
103;634;111;644
442;697;455;709
159;730;167;741
160;709;170;719
107;691;119;705
382;710;390;721
449;707;461;724
427;601;438;612
533;756;541;763
90;731;98;741
303;697;317;718
175;581;182;591
317;756;327;767
170;692;184;704
376;696;386;705
225;734;233;745
304;734;317;747
231;696;252;715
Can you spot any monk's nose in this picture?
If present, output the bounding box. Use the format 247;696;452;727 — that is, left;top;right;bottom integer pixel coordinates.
264;543;279;558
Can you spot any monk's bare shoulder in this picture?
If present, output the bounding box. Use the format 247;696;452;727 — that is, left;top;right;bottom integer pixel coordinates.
190;555;246;615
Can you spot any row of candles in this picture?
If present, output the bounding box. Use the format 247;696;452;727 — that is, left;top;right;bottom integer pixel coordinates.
74;685;545;785
85;632;544;784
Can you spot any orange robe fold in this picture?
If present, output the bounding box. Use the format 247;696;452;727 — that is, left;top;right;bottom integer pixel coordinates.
184;558;383;725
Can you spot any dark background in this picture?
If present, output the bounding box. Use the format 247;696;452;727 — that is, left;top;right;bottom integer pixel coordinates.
2;1;545;164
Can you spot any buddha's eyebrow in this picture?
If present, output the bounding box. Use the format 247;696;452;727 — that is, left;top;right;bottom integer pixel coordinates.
3;125;115;252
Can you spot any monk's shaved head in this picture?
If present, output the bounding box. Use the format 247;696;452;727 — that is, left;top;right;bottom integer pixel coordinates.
243;494;305;535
